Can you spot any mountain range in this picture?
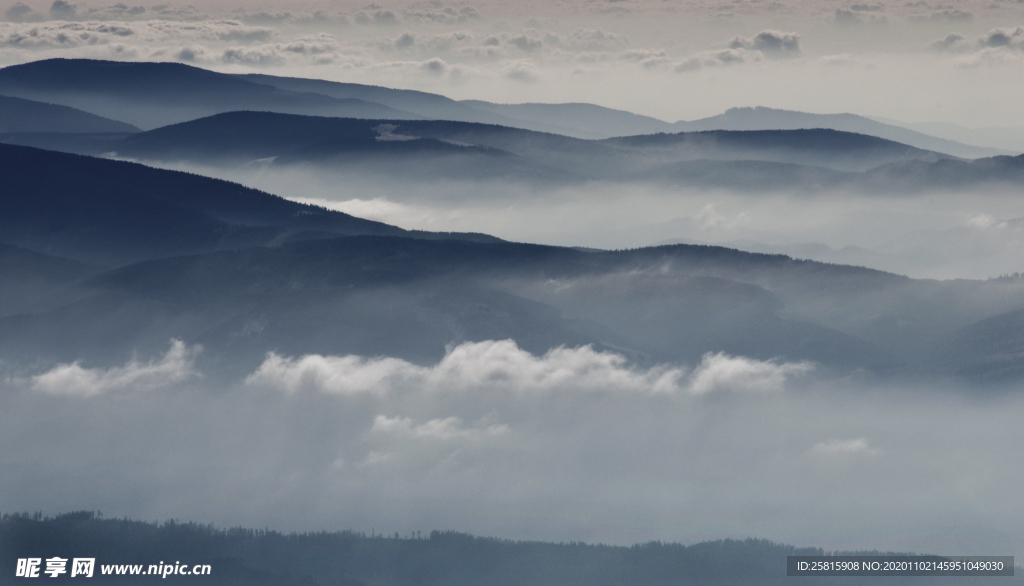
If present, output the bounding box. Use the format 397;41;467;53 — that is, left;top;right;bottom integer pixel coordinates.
6;108;1022;192
2;142;1024;382
3;58;1024;382
0;59;1015;159
3;58;1022;196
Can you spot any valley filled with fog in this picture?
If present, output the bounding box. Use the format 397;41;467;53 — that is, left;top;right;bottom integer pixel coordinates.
151;162;1024;280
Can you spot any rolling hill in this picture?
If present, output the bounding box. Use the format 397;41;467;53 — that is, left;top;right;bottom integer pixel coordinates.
672;106;1009;159
1;58;1001;161
15;111;970;186
0;59;422;130
0;143;496;266
0;95;139;133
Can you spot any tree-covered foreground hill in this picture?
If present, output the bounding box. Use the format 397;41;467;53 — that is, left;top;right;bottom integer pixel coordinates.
1;513;1019;586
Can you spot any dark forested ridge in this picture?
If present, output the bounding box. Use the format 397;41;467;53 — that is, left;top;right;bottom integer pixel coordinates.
2;144;1024;381
0;59;421;130
669;106;1009;159
0;143;497;266
87;111;950;175
0;59;1005;158
0;96;139;134
2;513;1017;586
10;109;1023;190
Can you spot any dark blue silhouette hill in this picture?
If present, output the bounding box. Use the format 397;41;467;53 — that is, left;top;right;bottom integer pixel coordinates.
0;59;421;129
0;95;139;133
0;143;496;266
604;128;946;172
3;513;1016;586
88;112;960;186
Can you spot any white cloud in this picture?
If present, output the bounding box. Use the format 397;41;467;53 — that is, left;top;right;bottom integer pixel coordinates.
0;19;276;52
567;28;628;51
688;352;812;395
32;340;201;397
50;0;77;20
370;415;509;440
247;340;684;395
247;340;813;397
673;47;763;72
617;48;669;69
501;59;539;82
220;46;284;65
4;2;40;23
979;26;1024;49
420;56;449;75
931;33;968;52
245;352;420;396
811;437;880;456
401;5;480;24
932;26;1024;59
354;8;398;26
729;30;801;58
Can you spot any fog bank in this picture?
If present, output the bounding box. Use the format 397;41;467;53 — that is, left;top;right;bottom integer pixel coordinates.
2;340;1022;556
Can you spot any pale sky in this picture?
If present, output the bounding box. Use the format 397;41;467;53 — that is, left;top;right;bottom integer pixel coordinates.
2;0;1023;125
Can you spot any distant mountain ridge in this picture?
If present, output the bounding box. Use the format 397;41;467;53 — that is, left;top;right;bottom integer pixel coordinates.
6;110;982;188
0;95;139;133
670;107;1010;158
0;59;422;130
4;105;1022;191
0;59;1006;159
869;116;1024;154
240;70;1004;157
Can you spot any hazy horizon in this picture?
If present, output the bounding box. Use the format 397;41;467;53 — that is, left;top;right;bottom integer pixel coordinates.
1;0;1023;128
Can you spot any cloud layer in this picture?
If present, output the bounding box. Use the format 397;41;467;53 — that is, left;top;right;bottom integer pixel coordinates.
4;341;1024;556
31;339;200;397
245;340;809;397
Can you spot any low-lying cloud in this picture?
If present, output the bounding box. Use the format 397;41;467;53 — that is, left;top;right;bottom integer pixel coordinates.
246;340;700;396
811;437;880;456
371;414;509;441
6;351;1024;555
31;339;200;397
689;352;813;395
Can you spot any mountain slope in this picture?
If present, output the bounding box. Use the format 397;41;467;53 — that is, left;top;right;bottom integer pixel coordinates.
0;235;896;373
673;107;1008;159
866;154;1024;189
235;73;577;135
235;73;661;138
459;100;672;139
0;59;422;129
2;58;1000;160
929;300;1024;381
5;111;1018;191
0;243;100;317
0;95;139;133
3;144;1024;382
0;143;496;266
869;116;1024;154
604;128;948;172
100;112;951;179
107;112;607;182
